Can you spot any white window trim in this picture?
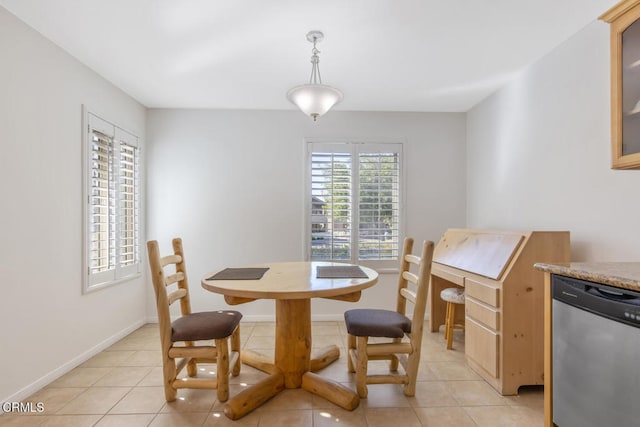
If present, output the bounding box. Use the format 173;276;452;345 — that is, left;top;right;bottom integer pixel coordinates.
304;139;406;271
81;106;141;293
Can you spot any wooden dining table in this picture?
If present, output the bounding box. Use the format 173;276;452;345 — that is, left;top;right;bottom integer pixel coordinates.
201;261;378;420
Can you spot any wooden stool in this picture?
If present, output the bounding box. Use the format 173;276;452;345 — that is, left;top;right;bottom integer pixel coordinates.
440;287;465;350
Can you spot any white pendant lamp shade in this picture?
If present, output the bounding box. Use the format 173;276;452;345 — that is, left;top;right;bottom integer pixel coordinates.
287;31;343;121
287;84;343;121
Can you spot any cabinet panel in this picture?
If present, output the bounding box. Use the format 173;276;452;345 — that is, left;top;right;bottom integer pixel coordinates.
465;317;499;378
466;297;499;330
431;265;465;286
465;278;500;307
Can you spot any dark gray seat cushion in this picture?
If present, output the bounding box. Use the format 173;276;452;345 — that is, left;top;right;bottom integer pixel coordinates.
171;310;242;342
344;309;411;338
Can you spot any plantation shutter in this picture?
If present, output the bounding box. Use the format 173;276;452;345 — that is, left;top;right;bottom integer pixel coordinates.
310;149;353;260
309;142;402;264
85;112;140;290
358;149;400;260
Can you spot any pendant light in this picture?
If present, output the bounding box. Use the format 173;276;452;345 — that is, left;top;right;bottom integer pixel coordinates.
287;31;343;121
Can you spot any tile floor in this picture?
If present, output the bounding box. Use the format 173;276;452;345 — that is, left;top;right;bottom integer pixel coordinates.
0;322;543;426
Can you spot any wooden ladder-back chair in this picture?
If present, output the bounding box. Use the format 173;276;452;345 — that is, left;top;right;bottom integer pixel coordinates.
344;237;434;398
147;238;242;402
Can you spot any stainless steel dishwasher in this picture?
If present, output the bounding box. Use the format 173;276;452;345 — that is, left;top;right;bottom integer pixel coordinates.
552;275;640;427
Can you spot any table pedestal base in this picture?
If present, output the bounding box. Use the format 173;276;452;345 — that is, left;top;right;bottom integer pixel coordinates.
223;299;359;420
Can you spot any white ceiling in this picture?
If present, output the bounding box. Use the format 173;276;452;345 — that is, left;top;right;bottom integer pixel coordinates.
0;0;619;112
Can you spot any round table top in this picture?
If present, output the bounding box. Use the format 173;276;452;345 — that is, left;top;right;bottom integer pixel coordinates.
202;261;378;300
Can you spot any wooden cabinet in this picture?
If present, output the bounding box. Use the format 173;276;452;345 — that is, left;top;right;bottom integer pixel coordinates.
600;0;640;169
430;229;570;395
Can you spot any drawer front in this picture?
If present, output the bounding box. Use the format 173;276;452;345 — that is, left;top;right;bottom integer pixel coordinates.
465;297;499;330
465;317;499;378
465;278;500;307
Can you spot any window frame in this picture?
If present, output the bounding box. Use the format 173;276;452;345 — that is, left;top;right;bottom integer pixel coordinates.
82;107;141;293
305;140;405;271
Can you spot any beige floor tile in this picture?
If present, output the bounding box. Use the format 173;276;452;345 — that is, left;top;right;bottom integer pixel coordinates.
228;364;270;386
39;414;103;426
428;361;482;381
407;381;459;408
257;409;312;427
8;321;545;426
203;411;259;426
244;336;275;350
312;324;341;336
413;406;477;427
313;407;367;427
445;380;508;406
107;336;159;352
94;413;156;427
81;351;136;368
312;335;344;349
122;351;163;367
56;387;130;414
464;405;544;427
94;367;153;387
359;384;411;408
0;414;48;426
250;323;275;336
203;411;260;426
504;385;544;409
364;408;422;427
137;367;165;387
159;388;217;413
311;359;353;383
148;412;208;427
257;389;313;412
47;368;111;388
109;386;166;414
25;387;87;414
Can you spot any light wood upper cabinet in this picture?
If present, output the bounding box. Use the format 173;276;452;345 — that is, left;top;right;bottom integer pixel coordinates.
601;0;640;169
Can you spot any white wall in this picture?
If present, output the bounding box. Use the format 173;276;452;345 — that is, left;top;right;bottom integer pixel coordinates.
0;7;147;402
146;109;466;320
467;20;640;261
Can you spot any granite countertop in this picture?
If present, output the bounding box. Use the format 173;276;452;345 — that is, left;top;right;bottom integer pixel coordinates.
534;262;640;292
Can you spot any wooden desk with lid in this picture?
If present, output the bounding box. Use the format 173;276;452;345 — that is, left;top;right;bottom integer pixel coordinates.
429;229;570;395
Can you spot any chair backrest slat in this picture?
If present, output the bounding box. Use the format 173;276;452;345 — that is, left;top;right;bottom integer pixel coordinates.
165;272;185;287
404;254;421;266
400;287;417;304
161;254;182;267
402;271;419;285
167;288;188;306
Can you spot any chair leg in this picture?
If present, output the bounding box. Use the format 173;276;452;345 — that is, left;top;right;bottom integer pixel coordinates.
404;347;421;397
355;336;369;398
347;334;356;373
231;325;242;376
446;303;455;350
215;338;230;402
389;338;401;372
186;341;197;377
162;354;178;402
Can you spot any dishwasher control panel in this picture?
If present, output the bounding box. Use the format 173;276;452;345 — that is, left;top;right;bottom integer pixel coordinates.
552;275;640;328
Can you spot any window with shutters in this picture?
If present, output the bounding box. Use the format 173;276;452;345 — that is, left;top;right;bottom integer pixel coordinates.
307;141;403;268
83;110;141;292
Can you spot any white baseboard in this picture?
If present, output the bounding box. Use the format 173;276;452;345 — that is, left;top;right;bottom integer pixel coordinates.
2;319;146;409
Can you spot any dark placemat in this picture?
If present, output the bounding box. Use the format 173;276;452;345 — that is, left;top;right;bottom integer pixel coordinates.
207;267;269;280
317;265;368;279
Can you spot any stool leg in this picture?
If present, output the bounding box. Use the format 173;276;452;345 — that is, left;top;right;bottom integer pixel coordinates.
444;302;451;341
446;303;455;350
